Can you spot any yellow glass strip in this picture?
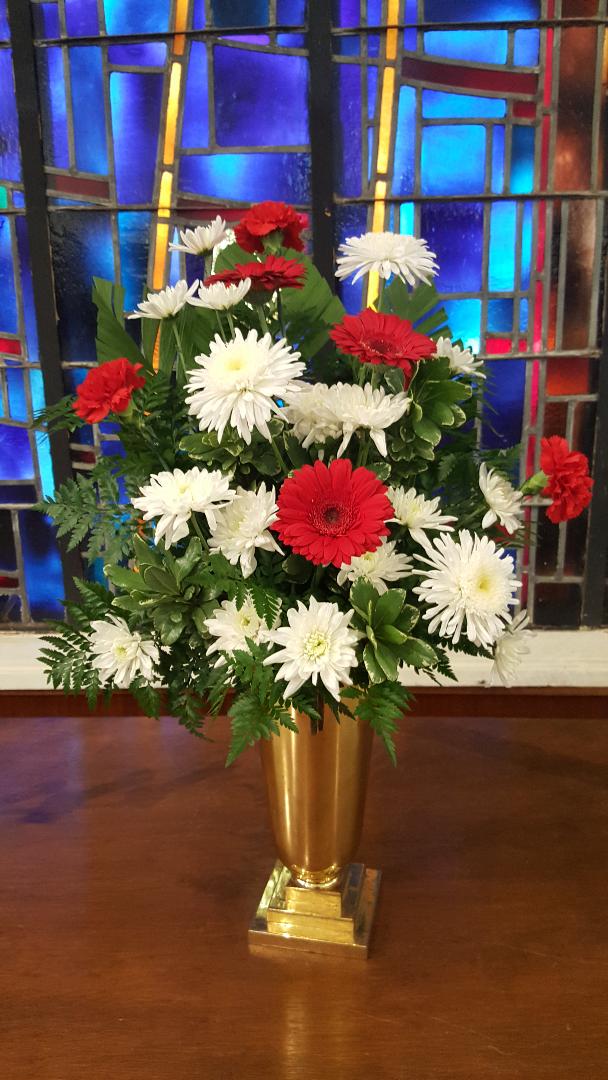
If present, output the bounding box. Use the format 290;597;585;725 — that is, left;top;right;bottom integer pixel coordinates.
163;63;182;165
153;222;170;290
173;0;189;55
376;66;395;175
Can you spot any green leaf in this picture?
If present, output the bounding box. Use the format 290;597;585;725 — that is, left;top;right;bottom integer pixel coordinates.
411;416;442;446
105;565;143;592
92;277;146;369
350;578;379;621
374;588;406;627
397;638;438;669
363;643;385;684
174;538;203;583
373;641;399;681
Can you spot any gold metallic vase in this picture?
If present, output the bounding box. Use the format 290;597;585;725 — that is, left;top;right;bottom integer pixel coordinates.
249;705;381;958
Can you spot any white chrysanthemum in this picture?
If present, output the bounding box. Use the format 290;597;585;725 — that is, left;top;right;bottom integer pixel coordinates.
490;610;532;686
186;328;305;445
263;597;359;700
335;231;438;286
329;383;410;457
132;467;232;547
205;595;275;665
168;217;228;256
90;615;159;689
434;336;485;379
388;486;456;546
128;279;199;320
208;483;282;578
413;530;521;648
188;278;251;311
479;463;524;535
337;539;413;594
282;382;343;448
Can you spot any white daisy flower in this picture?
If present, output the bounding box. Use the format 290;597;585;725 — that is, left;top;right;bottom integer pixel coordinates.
128;279;199;320
132;467;232;547
413;530;521;649
434;336;485;379
479;463;524;535
335;231;438;286
263;597;359;700
90;615;159;689
208;483;282;578
328;383;410;457
205;595;275;665
337;539;413;594
388;486;456;546
186;328;305;445
168;217;228;255
188;278;251;311
490;610;533;686
282;382;343;449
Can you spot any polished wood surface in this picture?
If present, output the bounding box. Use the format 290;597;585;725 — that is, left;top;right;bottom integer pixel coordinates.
1;711;607;1079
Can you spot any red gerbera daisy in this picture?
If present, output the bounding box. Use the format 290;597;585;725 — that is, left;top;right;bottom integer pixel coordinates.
72;357;145;423
274;458;393;568
235;200;309;254
330;308;435;385
206;254;305;295
540;435;593;523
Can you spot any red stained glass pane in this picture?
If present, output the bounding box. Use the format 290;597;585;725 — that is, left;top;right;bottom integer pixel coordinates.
545;357;590;396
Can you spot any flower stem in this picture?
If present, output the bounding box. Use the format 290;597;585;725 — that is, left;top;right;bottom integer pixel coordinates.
225;310;236;337
311;565;325;593
270;434;288;474
172;319;187;385
276;292;286;338
215;311;227;342
356;438;369;469
189;512;208;547
256;304;270;336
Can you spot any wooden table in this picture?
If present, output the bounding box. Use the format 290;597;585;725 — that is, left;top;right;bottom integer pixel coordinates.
1;710;606;1079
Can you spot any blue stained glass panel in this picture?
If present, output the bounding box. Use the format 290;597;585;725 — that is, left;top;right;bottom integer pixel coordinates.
424;30;507;65
214;48;308;146
0;52;21;183
15;218;38;361
110;73;164;203
422;90;505;119
50;213;115;363
492;125;505;193
482;359;526;448
334;63;361;196
108;43;168;66
277;34;306;46
488;298;514;333
278;0;306;21
335;35;360;56
368;0;382;21
0;217;17;334
332;0;359;27
421;125;486;196
211;0;268;26
404;0;417;51
514;29;540;66
520;201;533;289
118;212;151;313
34;4;61;39
510;126;535;193
424;0;539;20
421;201;484;294
392;86;416;196
65;0;98;35
180;152;311;203
182;43;209;148
441;299;481;352
489;202;517;291
0;0;8;39
104;0;170;34
70;49;108;175
192;0;206;28
368;35;380;57
0;426;33;479
367;67;378;120
39;47;70;168
335;204;367;313
13;192;25;208
20;511;64;620
520;298;529;331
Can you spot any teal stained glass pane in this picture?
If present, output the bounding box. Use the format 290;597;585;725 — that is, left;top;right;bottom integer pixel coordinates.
489;202;517;291
104;0;170;34
334;63;361;196
421;202;483;294
65;0;98;35
424;1;539;20
34;429;56;499
211;0;268;25
0;217;17;334
214;48;308;146
182;43;209;148
521;202;533;289
514;29;540;66
421;125;486;195
392;86;416;196
110;72;164;202
441;299;481;352
39;47;69;168
400;203;415;235
422;90;505;119
6;367;27;421
492;125;505;193
510;126;535;193
424;30;507;65
179;152;311;202
0;52;21;183
118;212;151;313
70;49;108;175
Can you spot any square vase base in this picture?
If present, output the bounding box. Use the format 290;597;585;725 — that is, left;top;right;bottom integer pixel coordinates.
249;861;381;958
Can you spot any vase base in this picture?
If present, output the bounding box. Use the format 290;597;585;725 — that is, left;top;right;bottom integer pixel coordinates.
249;861;381;959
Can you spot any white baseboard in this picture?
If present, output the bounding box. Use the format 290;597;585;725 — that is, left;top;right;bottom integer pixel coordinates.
0;629;606;691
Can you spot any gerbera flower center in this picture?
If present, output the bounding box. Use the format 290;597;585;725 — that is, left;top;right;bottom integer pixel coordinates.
310;500;357;535
303;629;330;660
366;336;392;355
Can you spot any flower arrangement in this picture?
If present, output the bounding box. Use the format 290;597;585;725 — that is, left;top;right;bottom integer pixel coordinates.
39;201;593;764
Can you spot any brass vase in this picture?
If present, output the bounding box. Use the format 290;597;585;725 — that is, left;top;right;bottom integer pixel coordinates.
249;704;381;958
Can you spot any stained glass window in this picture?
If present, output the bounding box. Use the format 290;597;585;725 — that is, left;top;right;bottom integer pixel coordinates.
1;0;607;627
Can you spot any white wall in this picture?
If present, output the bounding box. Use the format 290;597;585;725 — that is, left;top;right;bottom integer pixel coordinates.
0;630;606;690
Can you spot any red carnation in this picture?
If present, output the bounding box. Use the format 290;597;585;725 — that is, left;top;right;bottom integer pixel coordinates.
73;358;145;423
274;458;392;568
330;309;435;385
540;436;593;523
235;200;309;254
206;255;305;295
